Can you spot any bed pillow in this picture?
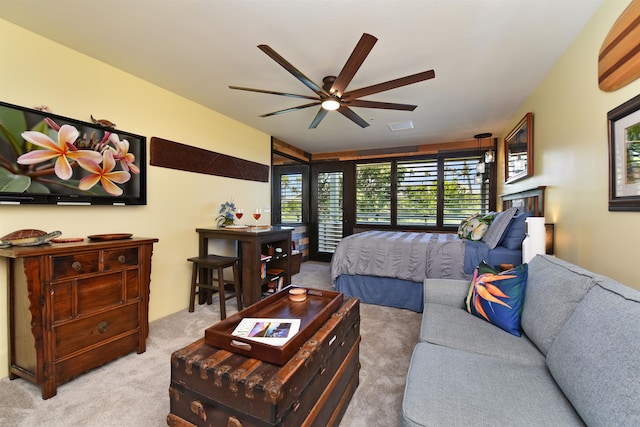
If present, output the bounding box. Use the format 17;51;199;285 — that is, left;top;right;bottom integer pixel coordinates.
465;261;528;336
499;210;534;249
457;212;495;241
481;207;517;249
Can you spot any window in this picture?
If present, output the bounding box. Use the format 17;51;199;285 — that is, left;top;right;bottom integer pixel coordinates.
397;159;438;226
272;161;309;225
356;162;391;224
443;156;489;225
317;171;343;252
355;153;491;228
280;173;303;223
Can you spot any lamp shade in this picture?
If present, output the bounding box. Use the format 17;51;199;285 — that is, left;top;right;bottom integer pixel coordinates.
522;217;546;263
485;149;495;163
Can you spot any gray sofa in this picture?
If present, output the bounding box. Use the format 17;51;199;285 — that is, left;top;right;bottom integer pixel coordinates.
401;254;640;426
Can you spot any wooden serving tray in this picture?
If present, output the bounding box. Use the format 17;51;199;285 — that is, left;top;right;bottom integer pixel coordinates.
204;286;343;365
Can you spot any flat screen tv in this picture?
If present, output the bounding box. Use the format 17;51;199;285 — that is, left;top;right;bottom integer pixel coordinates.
0;101;146;205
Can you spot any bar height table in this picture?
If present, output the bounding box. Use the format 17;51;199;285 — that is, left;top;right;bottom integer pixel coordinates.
195;226;292;306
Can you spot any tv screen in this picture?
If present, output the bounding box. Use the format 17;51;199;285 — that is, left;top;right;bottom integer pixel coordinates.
0;101;146;205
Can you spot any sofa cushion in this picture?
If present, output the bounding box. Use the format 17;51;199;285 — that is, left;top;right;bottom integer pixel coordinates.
423;278;470;307
546;278;640;426
481;206;517;248
465;261;528;336
521;255;596;355
420;303;545;366
401;342;584;427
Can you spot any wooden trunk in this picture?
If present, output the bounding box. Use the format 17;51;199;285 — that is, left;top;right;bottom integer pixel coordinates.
168;298;360;427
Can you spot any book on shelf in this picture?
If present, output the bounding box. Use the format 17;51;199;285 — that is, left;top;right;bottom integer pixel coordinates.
231;318;301;346
266;268;284;277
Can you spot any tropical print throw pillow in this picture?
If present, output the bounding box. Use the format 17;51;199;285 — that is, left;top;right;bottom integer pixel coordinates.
457;212;495;241
465;261;528;336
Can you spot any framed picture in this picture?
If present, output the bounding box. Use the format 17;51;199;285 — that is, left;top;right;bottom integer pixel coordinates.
608;94;640;211
504;112;533;184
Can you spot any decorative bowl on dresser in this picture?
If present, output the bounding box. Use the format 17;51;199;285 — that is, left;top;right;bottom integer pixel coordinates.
0;236;158;399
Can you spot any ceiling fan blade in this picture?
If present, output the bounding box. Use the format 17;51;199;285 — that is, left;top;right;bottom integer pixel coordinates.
258;44;327;96
229;86;319;101
343;70;435;100
330;33;377;97
337;106;370;128
346;99;417;111
259;102;321;117
309;108;329;129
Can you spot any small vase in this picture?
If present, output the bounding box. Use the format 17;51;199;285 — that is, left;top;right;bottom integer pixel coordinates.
217;216;235;228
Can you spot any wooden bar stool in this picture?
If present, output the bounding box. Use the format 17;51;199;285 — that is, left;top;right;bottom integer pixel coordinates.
187;255;242;319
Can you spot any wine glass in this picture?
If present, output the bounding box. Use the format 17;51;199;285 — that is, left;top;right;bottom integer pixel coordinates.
253;209;261;228
235;208;244;225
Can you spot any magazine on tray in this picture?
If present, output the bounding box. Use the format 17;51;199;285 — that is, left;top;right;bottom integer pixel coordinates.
231;318;301;346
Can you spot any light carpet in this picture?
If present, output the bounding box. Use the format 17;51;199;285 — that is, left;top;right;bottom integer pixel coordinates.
0;261;421;426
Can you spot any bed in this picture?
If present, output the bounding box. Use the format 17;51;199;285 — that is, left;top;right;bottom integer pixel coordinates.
331;187;545;312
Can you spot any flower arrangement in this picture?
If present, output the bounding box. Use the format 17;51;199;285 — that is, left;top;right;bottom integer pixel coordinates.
216;200;236;228
1;113;138;197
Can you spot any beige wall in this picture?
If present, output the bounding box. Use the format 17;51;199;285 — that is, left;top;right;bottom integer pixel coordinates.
497;0;639;290
0;19;272;378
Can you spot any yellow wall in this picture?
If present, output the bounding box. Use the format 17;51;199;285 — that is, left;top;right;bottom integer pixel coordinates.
0;19;272;378
1;0;640;381
497;0;639;290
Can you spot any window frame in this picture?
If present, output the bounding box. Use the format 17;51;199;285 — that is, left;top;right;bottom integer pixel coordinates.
272;162;310;225
351;150;496;231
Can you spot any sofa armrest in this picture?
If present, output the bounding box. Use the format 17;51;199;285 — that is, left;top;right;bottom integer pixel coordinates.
424;278;470;307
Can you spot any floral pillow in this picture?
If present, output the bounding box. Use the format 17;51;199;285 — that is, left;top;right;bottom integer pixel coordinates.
465;261;528;336
457;212;495;241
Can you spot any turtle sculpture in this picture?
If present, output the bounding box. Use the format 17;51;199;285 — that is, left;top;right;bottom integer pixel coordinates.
0;229;62;247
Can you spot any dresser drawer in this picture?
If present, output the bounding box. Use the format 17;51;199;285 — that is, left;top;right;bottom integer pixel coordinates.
103;247;139;271
55;332;140;386
51;252;100;280
54;303;139;358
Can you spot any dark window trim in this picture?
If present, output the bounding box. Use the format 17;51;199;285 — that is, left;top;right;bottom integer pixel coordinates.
272;163;310;225
343;149;496;233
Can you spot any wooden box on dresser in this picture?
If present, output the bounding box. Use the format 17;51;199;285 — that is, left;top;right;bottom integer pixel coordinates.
0;237;158;399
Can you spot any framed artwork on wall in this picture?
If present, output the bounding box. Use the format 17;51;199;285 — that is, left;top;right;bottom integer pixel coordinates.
504;112;533;184
608;93;640;211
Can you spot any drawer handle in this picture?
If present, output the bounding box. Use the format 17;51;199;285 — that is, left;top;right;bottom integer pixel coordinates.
72;261;82;271
190;400;207;421
118;255;126;264
97;321;109;333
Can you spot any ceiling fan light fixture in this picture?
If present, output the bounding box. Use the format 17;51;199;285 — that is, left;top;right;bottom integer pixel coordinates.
321;98;341;111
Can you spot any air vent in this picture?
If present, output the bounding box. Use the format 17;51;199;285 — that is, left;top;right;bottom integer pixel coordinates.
387;121;414;131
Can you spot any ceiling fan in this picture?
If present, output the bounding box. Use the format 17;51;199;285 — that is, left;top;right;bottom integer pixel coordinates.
229;33;435;129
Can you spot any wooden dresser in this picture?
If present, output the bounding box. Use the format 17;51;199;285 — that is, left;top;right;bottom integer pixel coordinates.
0;237;158;399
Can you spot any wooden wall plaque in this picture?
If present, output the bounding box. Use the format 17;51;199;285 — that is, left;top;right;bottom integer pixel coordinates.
150;137;269;182
599;0;640;91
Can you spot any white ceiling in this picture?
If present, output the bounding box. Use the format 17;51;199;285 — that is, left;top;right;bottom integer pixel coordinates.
0;0;604;154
